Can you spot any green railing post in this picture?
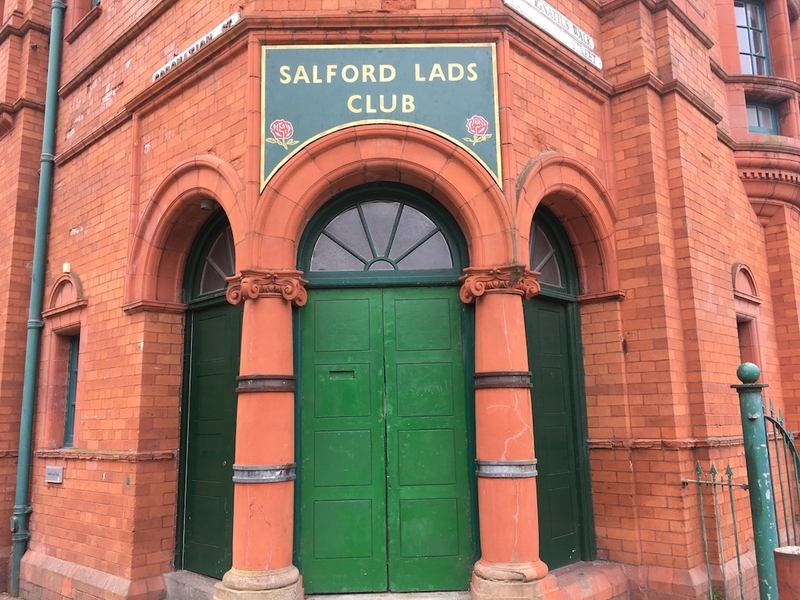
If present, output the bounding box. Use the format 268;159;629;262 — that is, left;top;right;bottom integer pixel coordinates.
732;362;779;599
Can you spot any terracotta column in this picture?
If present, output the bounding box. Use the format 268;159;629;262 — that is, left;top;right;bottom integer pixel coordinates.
214;270;307;600
460;265;561;600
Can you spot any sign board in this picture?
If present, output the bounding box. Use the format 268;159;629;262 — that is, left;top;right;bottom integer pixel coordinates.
261;44;501;189
152;13;241;83
504;0;602;69
45;466;63;484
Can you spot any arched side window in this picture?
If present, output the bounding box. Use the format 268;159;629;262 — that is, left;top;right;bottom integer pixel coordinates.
299;184;467;286
184;211;236;302
530;207;580;298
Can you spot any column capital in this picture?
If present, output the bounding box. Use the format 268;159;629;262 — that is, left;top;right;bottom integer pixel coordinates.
459;264;540;304
226;270;308;307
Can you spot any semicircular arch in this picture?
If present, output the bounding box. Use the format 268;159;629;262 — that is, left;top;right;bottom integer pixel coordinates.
251;124;515;270
516;152;618;295
125;155;247;309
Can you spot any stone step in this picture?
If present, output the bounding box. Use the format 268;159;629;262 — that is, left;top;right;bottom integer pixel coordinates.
163;573;470;600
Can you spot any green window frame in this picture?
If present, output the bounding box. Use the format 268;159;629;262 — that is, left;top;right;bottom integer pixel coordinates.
63;335;80;448
746;101;779;133
735;0;771;75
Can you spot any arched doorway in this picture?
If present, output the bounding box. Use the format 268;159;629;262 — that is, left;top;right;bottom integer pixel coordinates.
524;207;594;569
177;211;242;579
295;183;476;594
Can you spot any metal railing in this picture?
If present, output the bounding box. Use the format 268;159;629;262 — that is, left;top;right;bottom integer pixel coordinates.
682;463;751;600
764;404;800;549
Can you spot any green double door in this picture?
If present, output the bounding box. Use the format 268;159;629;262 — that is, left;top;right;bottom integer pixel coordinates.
299;287;473;593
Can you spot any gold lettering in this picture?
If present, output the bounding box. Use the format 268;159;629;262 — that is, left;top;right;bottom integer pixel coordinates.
362;64;376;83
414;63;425;82
312;65;322;83
448;63;464;81
429;63;446;81
342;65;359;83
327;64;337;83
379;94;396;113
380;64;396;82
365;94;377;113
347;94;362;113
467;62;478;81
293;66;310;84
279;65;291;84
402;94;415;113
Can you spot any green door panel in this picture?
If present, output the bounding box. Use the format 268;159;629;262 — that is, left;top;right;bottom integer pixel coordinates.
384;288;472;591
300;289;388;593
299;287;472;593
182;302;242;579
525;297;582;569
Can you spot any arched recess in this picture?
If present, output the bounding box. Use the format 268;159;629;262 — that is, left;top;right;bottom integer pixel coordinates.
516;152;618;296
124;155;247;311
251;124;515;271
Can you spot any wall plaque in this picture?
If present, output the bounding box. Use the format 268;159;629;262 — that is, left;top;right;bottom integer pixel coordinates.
261;44;501;189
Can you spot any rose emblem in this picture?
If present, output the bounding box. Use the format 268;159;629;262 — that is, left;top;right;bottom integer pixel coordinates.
266;119;299;150
464;115;492;146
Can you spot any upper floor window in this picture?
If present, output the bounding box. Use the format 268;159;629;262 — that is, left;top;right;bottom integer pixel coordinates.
736;0;771;75
746;101;779;133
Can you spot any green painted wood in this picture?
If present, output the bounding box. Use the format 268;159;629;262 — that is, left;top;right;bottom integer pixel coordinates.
300;286;472;593
181;301;241;579
525;296;583;569
300;289;388;593
384;287;472;591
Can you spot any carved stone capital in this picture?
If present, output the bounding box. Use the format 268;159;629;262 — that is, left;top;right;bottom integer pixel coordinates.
226;270;308;307
459;265;540;303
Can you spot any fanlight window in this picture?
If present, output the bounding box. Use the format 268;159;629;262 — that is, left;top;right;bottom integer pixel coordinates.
530;223;563;289
199;226;235;295
310;201;453;272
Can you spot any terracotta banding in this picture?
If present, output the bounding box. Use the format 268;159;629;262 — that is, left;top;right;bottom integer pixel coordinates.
236;374;296;393
473;371;532;389
475;459;538;478
232;464;296;483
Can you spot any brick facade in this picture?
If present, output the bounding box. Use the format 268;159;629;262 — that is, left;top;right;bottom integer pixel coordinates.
1;0;799;598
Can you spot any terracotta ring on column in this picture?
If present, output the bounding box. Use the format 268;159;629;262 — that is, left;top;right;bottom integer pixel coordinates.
475;459;538;478
231;464;296;483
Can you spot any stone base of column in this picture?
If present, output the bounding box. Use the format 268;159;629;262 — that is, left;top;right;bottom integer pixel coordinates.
471;560;561;600
213;567;302;600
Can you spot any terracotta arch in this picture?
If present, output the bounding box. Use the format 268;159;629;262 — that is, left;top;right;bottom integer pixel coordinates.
249;124;515;271
125;155;247;309
516;151;618;295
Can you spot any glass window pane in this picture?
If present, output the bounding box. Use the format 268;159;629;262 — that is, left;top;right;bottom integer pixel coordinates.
538;256;562;287
530;225;563;288
740;54;753;74
758;105;774;129
752;31;763;55
746;105;759;128
367;259;395;271
311;234;366;271
754;56;767;75
738;29;752;53
531;226;554;270
396;232;452;270
388;206;437;260
361;201;400;257
748;3;762;28
199;227;235;295
735;3;747;26
325;207;372;261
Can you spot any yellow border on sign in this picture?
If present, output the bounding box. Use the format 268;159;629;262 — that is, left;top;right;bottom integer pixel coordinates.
260;43;502;192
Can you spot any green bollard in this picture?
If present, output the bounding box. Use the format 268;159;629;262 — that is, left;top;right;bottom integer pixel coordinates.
732;363;779;599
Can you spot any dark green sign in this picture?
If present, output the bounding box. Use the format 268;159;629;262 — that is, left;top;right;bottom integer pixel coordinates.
261;44;500;188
